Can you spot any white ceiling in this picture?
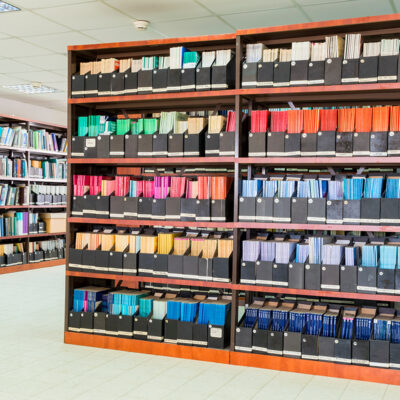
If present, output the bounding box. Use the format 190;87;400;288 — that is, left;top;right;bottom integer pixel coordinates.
0;0;398;114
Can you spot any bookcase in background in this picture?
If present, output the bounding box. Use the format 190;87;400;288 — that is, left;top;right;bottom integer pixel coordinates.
66;14;400;385
0;114;66;274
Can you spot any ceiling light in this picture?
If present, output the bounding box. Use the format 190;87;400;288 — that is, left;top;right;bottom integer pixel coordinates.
2;84;58;94
0;2;19;12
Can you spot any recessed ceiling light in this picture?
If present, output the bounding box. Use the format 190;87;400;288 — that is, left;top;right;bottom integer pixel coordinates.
2;84;58;94
0;2;19;12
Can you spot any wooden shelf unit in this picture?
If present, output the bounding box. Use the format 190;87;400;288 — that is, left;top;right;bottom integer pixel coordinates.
66;13;400;383
0;115;67;275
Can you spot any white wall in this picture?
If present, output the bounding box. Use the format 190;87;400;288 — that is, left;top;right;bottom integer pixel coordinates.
0;97;67;127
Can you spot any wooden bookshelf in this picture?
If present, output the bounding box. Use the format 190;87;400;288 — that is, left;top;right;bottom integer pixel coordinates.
0;114;67;275
66;13;400;383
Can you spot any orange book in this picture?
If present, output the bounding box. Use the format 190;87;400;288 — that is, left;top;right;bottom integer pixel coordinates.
390;106;400;132
338;108;355;132
372;106;390;132
355;108;372;132
303;109;321;133
287;110;303;134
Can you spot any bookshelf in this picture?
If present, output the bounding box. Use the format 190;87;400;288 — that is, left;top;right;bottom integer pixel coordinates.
66;14;400;385
0;114;67;274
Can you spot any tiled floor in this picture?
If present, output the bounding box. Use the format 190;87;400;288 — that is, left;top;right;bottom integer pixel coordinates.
0;266;399;400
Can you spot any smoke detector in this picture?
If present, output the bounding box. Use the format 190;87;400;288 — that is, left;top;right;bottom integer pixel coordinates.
133;20;149;31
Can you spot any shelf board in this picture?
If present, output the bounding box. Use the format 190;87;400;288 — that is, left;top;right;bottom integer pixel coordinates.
0;205;66;209
237;156;400;167
64;331;230;364
66;270;232;289
0;232;66;241
68;217;234;229
0;258;65;275
0;145;66;158
69;90;237;111
230;351;400;386
235;222;400;232
233;284;400;302
0;176;67;183
68;157;235;166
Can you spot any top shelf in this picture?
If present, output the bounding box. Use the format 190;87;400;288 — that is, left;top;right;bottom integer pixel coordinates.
0;145;67;158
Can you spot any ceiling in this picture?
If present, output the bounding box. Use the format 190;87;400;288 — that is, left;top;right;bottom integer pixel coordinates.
0;0;398;114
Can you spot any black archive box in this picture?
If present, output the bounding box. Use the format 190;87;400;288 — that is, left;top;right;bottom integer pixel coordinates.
219;131;235;156
181;198;196;221
78;312;94;334
336;132;353;156
80;195;96;218
267;330;283;355
343;199;361;224
109;135;125;158
84;74;98;97
138;197;153;219
110;72;125;95
137;134;153;157
177;320;194;345
125;134;138;158
326;200;343;224
164;318;178;344
208;320;230;349
380;198;400;225
248;132;267;157
378;55;400;82
7;253;23;266
68;311;81;332
96;135;110;158
152;198;166;220
340;265;357;293
291;198;307;224
304;263;321;290
168;133;184;157
137;70;153;94
110;196;125;219
388;131;400;156
167;68;181;92
124;197;138;219
96;195;110;218
307;198;326;224
325;58;342;86
390;342;400;369
71;196;83;217
358;56;378;83
183;255;199;280
308;61;325;85
272;262;289;288
105;313;119;336
257;62;274;87
396;269;400;295
196;199;211;222
341;59;359;84
211;57;235;90
302;334;319;360
98;73;112;96
71;74;85;98
242;62;258;88
256;260;273;286
273;61;290;87
283;330;302;358
138;252;155;277
357;266;377;293
370;131;388;156
123;252;137;276
184;132;204;157
93;311;106;335
235;318;254;352
321;264;340;291
68;248;83;271
240;261;256;284
252;327;268;353
198;258;213;281
124;71;138;95
94;250;109;273
335;337;352;364
290;60;308;86
211;198;229;222
256;197;274;222
352;339;370;366
205;132;220;156
152;69;168;93
360;198;380;225
168;254;184;279
196;66;211;91
152;133;168;157
267;132;285;156
180;67;197;92
317;131;336;156
318;336;336;362
239;196;256;221
108;251;124;274
147;317;164;342
213;256;232;283
288;262;305;289
273;197;291;223
166;197;181;220
352;132;370;156
118;314;134;338
285;133;301;157
133;314;149;340
84;137;97;158
370;339;390;368
377;268;395;294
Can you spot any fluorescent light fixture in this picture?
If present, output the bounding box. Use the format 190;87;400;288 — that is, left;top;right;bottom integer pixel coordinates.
0;2;19;12
2;84;58;94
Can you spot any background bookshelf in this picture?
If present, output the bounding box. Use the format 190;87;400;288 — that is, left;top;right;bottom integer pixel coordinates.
66;14;400;385
0;114;66;274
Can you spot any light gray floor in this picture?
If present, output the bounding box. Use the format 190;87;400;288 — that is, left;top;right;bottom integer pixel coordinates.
0;265;399;400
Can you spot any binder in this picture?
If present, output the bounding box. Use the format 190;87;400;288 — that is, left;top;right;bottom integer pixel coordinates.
358;56;379;83
167;68;181;92
341;58;359;84
180;67;197;92
378;55;400;82
124;71;138;95
84;74;98;97
196;66;212;91
324;57;342;85
242;62;258;88
273;61;291;87
110;72;125;95
290;60;308;86
308;61;325;85
137;70;153;94
152;69;168;93
71;74;85;98
257;62;274;87
98;73;112;96
211;57;235;89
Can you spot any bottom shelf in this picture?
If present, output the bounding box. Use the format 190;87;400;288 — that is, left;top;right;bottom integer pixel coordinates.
64;331;229;364
64;332;400;385
0;258;65;275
